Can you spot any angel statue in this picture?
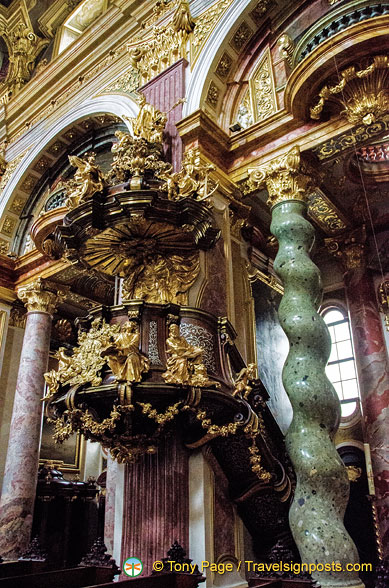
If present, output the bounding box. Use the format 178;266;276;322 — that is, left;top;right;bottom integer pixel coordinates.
232;363;257;399
65;152;106;209
162;323;216;387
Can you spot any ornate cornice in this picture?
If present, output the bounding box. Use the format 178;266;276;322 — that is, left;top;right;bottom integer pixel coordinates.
325;226;367;271
17;278;67;314
248;146;317;208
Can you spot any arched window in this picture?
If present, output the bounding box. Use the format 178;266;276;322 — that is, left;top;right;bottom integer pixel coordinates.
323;307;359;418
55;0;108;56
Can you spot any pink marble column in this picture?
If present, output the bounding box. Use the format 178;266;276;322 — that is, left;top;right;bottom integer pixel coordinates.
0;280;64;559
344;264;389;557
121;435;189;574
140;58;187;171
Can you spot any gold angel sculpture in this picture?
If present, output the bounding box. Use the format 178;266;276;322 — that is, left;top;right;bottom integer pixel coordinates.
232;363;257;399
65;152;106;209
162;324;215;387
159;148;218;201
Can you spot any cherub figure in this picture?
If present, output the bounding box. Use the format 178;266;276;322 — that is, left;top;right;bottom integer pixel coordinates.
232;363;257;400
43;347;75;400
65;152;105;209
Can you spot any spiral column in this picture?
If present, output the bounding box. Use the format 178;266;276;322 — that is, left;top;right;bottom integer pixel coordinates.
249;147;363;588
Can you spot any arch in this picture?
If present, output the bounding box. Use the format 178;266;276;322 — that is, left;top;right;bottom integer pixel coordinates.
0;94;138;221
183;0;256;118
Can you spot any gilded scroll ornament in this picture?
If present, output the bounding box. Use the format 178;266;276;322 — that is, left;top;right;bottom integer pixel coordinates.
65;153;106;209
251;52;277;122
310;55;389;125
162;323;217;387
346;466;362;482
248;146;316;208
43;318;121;400
17;278;67;314
307;190;347;234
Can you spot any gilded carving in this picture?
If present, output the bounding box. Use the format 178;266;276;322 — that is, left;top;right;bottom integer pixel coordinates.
325;226;366;271
236;89;254;130
230;21;252;52
159;148;218;201
17;278;67;314
346;466;362;482
162;323;218;387
53;318;73;342
0;22;49;96
101;68;139;96
79;218;200;305
308;190;348;234
232;363;257;399
277;34;294;67
250;0;272;24
248;146;316;208
65;153;106;209
0;151;27;196
215;52;233;80
125;94;168;144
251;51;277;122
0;237;9;255
0;215;16;236
9;196;26;215
192;0;233;60
43;318;120;400
310;55;389;125
101;322;150;384
128;0;194;85
206;81;220;108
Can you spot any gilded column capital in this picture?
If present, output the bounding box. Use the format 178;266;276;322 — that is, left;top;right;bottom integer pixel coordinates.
17;279;68;314
248;146;317;208
325;226;367;272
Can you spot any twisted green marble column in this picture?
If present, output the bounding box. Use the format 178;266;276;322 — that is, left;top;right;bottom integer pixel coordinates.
250;147;363;588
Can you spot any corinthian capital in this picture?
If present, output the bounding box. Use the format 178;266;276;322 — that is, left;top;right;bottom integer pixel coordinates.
17;279;67;314
248;146;317;208
325;226;366;272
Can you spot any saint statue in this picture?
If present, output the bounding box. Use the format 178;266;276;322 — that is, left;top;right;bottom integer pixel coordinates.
162;324;215;387
66;152;105;208
101;322;150;383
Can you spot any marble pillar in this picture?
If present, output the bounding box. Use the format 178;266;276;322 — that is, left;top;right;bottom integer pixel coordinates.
330;236;389;557
0;279;65;559
121;435;189;575
249;147;363;588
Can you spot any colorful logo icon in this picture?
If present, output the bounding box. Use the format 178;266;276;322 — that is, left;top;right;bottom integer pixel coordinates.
123;557;143;577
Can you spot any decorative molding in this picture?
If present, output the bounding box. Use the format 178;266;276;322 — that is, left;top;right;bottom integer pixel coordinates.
312;112;389;160
230;20;252;52
206;81;220;108
308;189;348;234
215;52;233;80
191;0;234;62
100;67;139;97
